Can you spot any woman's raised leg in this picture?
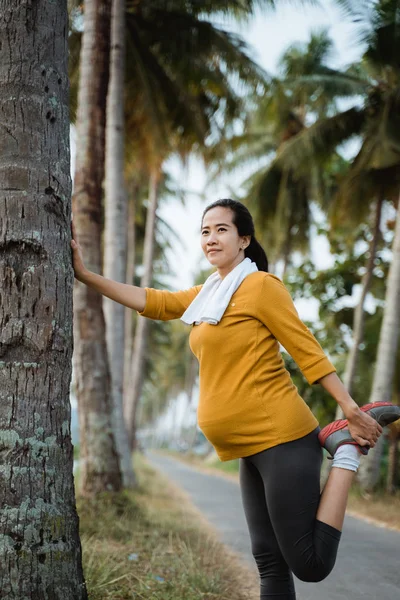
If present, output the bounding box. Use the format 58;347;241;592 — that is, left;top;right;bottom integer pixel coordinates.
249;429;342;584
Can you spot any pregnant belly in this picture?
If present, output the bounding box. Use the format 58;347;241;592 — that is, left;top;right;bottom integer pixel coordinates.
199;418;237;450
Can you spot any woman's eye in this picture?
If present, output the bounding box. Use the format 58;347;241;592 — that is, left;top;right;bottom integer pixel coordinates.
218;227;226;232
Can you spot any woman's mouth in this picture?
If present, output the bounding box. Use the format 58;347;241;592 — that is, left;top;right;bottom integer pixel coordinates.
208;249;220;255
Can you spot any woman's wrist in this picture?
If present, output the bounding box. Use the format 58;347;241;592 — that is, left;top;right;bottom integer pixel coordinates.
76;267;91;283
340;400;360;420
317;373;359;419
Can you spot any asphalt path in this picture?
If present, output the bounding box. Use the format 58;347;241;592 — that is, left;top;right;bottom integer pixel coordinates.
148;452;400;600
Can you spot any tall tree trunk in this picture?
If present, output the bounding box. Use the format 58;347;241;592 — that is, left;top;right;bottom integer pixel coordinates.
125;170;159;447
185;354;198;407
181;355;198;443
386;428;399;494
281;206;294;280
386;383;400;494
335;195;383;419
123;193;136;406
103;0;135;488
0;1;87;596
358;195;400;492
72;0;122;495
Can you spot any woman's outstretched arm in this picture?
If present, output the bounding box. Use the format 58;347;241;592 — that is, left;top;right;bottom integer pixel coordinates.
71;219;146;312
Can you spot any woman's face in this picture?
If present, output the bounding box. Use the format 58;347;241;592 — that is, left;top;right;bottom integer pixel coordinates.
201;206;250;277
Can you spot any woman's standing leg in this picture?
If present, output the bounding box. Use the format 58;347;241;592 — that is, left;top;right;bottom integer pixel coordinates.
239;457;296;599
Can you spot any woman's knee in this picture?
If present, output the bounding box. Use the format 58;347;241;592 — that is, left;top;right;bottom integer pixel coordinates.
291;559;335;583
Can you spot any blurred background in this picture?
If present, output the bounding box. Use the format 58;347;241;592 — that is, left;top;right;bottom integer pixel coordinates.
70;0;400;496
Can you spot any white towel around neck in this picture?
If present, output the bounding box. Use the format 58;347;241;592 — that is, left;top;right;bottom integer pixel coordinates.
181;257;258;326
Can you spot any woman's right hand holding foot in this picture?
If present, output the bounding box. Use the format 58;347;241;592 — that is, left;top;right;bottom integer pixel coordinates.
346;406;382;450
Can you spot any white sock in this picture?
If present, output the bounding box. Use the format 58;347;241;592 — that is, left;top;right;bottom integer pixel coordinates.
331;444;361;473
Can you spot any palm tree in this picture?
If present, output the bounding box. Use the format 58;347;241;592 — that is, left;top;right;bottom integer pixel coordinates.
68;0;316;466
72;0;122;495
118;3;282;448
123;178;138;416
268;0;400;402
336;194;384;404
277;1;400;483
103;0;135;487
358;195;400;491
69;0;273;460
125;169;161;447
208;30;344;273
0;0;86;595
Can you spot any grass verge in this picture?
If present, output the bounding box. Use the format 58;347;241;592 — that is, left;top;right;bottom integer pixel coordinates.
347;488;400;531
77;454;258;599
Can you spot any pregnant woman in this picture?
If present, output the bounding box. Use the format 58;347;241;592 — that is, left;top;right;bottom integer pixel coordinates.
71;198;400;599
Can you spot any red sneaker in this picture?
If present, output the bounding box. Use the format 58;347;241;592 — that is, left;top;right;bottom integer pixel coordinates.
318;402;400;458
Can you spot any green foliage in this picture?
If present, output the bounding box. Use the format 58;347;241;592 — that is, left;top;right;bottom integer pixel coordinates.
206;457;240;474
283;215;395;413
282;352;336;425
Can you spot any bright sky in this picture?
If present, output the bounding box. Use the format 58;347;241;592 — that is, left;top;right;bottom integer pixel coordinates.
159;0;364;321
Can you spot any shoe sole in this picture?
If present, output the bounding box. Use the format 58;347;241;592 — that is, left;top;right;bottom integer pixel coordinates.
318;401;395;454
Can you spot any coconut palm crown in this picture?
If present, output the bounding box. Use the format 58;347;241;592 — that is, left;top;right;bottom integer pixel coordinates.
273;0;400;222
69;0;278;173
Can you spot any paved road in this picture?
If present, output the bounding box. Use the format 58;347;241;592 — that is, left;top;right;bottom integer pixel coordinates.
148;452;400;600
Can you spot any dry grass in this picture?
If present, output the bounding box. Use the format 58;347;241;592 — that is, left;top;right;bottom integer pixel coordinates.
77;454;258;600
347;489;400;531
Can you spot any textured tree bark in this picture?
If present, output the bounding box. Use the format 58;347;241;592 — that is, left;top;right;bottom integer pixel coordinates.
103;0;135;488
72;0;122;495
358;195;400;491
335;195;383;419
125;170;159;447
0;1;87;597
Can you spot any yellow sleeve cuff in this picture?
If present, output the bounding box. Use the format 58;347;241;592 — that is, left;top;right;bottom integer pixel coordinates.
302;357;336;385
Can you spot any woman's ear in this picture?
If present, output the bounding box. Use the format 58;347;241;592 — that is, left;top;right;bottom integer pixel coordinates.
241;236;251;250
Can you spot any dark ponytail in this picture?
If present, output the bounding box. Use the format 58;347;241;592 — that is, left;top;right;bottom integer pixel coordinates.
245;236;268;272
202;199;269;272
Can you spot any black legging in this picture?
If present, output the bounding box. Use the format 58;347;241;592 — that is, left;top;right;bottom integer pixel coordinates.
239;428;341;599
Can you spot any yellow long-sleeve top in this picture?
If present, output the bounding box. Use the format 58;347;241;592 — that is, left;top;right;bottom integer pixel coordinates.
139;271;336;461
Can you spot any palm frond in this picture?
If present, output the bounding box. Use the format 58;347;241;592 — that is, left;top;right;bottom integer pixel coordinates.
284;70;371;97
274;107;366;174
333;163;400;226
337;0;400;74
206;130;276;181
334;0;376;20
